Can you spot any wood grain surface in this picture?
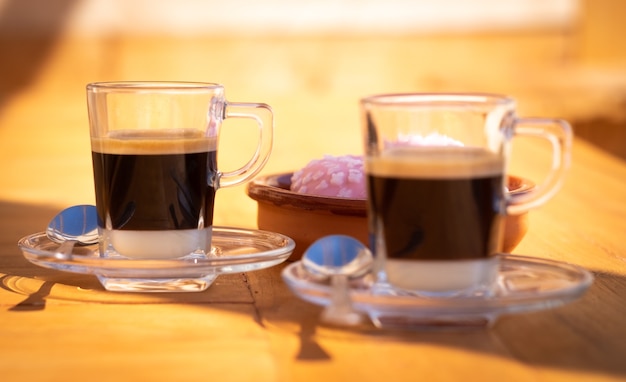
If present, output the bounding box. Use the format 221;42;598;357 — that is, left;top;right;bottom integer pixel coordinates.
0;29;625;381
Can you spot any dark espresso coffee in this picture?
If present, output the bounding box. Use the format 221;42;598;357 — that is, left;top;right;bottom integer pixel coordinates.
91;129;217;259
367;146;505;262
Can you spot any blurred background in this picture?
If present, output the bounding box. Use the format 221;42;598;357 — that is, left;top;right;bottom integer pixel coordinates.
0;0;624;226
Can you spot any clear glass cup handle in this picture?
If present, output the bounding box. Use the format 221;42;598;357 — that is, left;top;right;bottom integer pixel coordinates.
217;102;274;188
507;117;573;215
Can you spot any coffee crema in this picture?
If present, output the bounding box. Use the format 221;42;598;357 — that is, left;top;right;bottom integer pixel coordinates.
90;128;217;155
366;146;505;261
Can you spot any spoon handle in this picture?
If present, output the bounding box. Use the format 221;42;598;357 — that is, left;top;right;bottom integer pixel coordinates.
321;274;364;326
54;240;77;259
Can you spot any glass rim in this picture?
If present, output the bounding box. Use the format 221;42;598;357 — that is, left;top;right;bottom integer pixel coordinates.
86;81;224;92
361;92;516;108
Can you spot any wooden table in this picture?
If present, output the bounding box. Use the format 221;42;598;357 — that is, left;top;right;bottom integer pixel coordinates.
1;120;625;382
1;36;626;382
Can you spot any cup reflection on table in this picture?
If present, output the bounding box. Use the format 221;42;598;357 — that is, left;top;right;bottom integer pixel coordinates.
87;81;273;259
361;93;572;296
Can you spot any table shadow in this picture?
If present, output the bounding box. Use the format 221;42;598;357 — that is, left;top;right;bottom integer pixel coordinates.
256;261;626;378
0;0;80;111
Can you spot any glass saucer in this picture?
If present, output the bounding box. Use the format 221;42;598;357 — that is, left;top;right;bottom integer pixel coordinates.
19;227;295;293
282;254;593;329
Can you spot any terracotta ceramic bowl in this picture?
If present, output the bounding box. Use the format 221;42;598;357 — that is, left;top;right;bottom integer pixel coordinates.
247;173;534;261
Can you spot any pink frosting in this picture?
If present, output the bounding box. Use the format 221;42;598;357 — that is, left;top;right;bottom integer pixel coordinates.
290;155;366;199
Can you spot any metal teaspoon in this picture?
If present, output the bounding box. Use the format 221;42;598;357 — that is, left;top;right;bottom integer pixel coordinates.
302;235;373;326
46;204;99;259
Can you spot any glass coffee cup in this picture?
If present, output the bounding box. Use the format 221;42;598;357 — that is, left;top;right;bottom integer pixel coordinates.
87;81;272;259
361;93;572;296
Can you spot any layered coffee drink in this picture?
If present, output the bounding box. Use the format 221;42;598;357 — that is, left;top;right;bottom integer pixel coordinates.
91;129;217;259
366;146;505;294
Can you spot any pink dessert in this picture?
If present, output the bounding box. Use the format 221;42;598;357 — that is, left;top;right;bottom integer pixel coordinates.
290;155;366;199
290;135;464;199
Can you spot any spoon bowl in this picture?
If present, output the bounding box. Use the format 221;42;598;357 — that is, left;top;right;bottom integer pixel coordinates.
302;235;373;276
46;205;99;258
